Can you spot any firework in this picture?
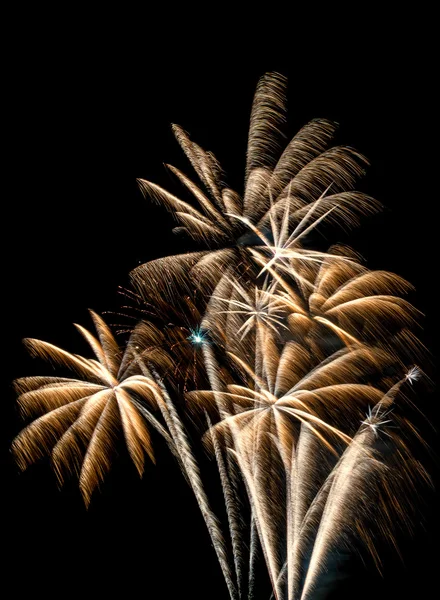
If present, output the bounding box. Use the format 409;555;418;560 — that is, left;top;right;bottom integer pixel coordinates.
12;73;430;600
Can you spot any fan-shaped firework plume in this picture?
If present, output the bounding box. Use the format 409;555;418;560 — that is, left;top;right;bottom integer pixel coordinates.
12;311;175;505
13;72;430;600
132;73;380;304
251;244;421;350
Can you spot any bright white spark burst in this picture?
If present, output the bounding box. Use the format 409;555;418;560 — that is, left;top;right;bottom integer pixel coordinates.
361;406;393;438
405;365;421;384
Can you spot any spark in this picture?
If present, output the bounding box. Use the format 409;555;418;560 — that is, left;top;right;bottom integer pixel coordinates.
361;406;393;438
187;327;209;346
405;365;421;384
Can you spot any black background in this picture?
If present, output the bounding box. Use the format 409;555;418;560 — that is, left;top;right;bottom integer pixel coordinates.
3;35;438;600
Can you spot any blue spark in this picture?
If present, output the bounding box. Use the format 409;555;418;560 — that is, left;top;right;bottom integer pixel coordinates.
187;327;208;346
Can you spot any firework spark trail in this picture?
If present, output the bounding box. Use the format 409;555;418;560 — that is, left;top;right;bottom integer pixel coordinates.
207;412;245;599
202;341;247;597
204;275;286;599
248;515;258;600
207;276;300;599
300;428;384;600
299;377;412;600
288;423;322;600
151;369;238;600
229;422;284;600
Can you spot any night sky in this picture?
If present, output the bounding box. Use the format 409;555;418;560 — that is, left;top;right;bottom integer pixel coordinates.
3;45;438;599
